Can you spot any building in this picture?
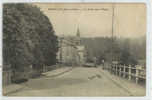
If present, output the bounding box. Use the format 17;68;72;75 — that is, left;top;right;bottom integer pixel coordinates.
75;28;86;65
57;28;86;66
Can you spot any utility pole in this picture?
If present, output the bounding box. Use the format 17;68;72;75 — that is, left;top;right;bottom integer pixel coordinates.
111;3;115;63
112;4;114;42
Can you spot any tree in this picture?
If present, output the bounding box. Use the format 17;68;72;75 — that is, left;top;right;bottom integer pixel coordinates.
3;4;58;74
119;39;137;66
81;36;140;66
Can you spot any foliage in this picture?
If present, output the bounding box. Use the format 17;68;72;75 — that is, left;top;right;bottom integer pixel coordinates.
81;36;145;66
3;4;58;72
119;39;137;66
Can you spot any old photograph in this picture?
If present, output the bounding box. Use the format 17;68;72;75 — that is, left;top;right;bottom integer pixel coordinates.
2;3;146;96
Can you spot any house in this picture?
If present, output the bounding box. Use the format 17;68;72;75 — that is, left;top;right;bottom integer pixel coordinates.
57;28;86;66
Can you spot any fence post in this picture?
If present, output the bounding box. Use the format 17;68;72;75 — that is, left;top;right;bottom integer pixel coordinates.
123;64;126;78
113;64;115;74
116;64;118;75
136;65;139;84
119;66;121;76
128;65;131;81
110;64;112;74
112;64;114;74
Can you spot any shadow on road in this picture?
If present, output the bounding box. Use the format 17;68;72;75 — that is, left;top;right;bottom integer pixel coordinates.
88;74;102;80
26;78;87;91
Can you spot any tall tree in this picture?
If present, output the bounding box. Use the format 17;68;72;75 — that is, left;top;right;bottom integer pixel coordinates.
3;4;58;73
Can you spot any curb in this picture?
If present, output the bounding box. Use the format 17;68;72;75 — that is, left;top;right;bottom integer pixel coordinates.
3;83;27;96
43;67;73;78
99;68;134;96
3;67;73;96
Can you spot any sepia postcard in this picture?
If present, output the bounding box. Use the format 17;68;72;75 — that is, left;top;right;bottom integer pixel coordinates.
2;2;147;97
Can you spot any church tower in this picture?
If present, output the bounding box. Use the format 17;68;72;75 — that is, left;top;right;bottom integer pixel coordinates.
76;27;86;65
76;28;81;45
76;27;80;37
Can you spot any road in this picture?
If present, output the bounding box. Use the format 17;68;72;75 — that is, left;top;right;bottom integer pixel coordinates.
7;66;145;96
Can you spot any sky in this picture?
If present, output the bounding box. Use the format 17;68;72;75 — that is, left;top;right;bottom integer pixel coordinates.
35;3;146;38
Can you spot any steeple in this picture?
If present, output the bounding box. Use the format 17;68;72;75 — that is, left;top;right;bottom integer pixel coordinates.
76;27;81;45
76;27;80;37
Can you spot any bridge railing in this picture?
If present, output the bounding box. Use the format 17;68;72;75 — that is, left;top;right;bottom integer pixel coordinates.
103;64;146;84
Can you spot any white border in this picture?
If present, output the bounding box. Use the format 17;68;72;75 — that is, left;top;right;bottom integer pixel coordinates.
0;0;151;100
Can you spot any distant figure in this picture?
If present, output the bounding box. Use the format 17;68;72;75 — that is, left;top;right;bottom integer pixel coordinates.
93;57;97;67
102;59;105;69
